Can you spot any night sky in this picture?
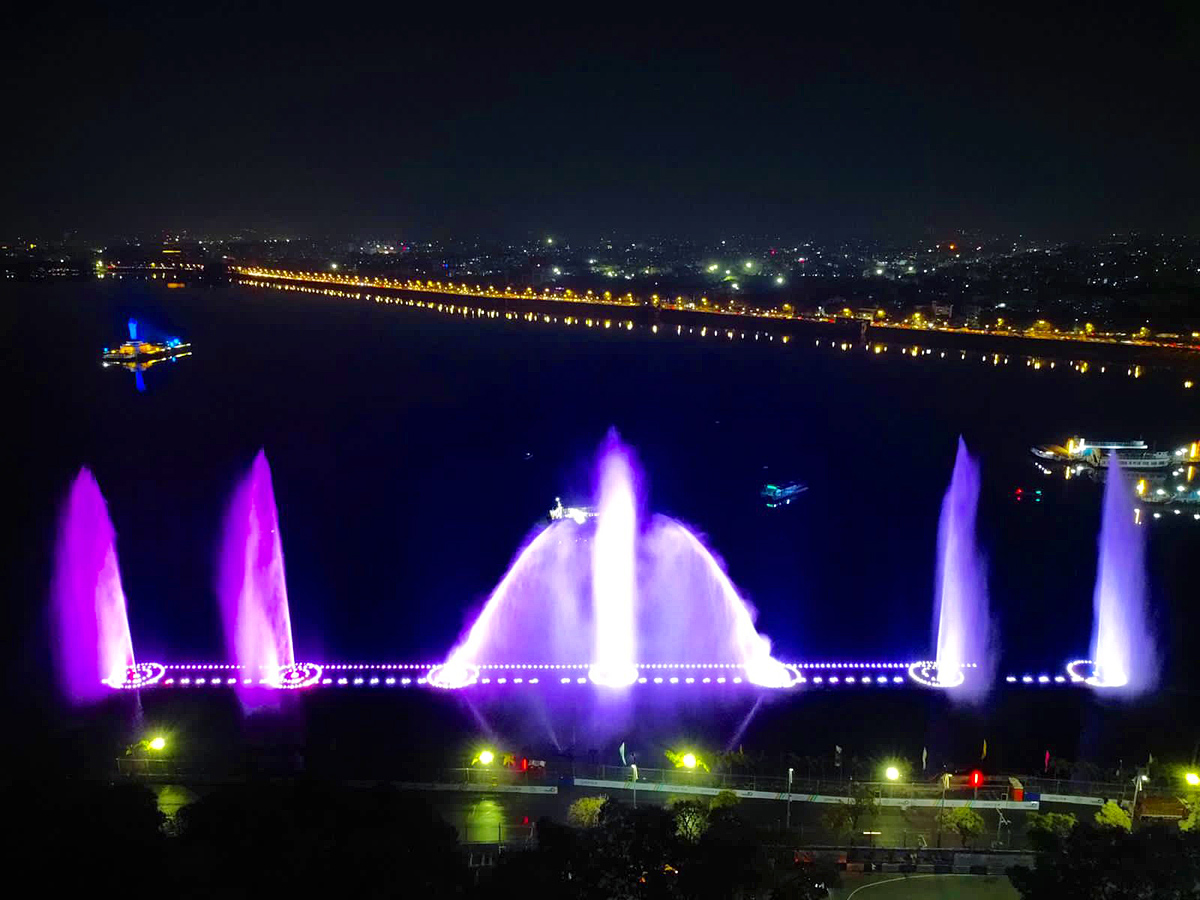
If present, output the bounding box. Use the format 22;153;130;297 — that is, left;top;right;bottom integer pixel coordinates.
4;5;1197;240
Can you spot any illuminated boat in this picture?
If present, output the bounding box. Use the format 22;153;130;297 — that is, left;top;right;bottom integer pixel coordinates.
761;481;808;507
548;498;598;524
1031;437;1170;470
101;319;191;371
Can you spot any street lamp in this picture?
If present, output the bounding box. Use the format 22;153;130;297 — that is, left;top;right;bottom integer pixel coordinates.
149;736;166;752
477;749;495;765
1185;772;1200;787
885;766;900;781
682;753;697;770
631;764;639;808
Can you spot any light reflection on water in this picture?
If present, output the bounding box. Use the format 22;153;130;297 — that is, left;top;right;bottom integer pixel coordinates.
239;277;1197;387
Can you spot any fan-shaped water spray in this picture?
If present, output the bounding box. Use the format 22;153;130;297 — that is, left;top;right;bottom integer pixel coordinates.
218;450;295;687
51;468;136;703
1089;453;1156;693
932;437;991;697
431;432;791;688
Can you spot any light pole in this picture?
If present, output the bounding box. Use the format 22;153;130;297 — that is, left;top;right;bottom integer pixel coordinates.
631;764;638;809
786;767;794;829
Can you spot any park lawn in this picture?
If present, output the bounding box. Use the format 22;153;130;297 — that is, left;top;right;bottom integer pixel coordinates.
831;873;1020;899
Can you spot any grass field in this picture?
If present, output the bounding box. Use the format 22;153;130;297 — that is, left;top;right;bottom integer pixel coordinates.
830;873;1020;899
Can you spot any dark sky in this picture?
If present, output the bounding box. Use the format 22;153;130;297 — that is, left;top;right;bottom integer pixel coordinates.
4;4;1197;241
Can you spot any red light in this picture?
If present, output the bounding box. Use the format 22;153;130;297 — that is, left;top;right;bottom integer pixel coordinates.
969;770;983;787
520;757;529;772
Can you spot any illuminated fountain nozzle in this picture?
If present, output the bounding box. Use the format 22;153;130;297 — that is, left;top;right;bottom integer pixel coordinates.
108;662;165;689
1066;658;1127;688
744;658;801;688
427;662;480;689
587;663;640;687
908;661;966;688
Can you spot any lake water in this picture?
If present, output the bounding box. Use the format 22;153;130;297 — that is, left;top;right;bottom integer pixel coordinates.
5;281;1197;772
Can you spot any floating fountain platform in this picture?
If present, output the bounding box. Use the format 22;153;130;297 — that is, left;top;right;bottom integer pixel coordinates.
102;658;1107;692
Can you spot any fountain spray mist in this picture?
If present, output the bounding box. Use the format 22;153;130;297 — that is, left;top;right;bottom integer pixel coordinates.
933;437;993;698
218;450;295;688
51;468;136;703
1089;454;1156;693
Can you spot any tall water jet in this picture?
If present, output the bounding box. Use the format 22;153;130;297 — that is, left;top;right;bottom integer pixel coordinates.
51;468;136;703
218;450;295;687
588;433;639;687
932;437;992;697
1089;454;1156;693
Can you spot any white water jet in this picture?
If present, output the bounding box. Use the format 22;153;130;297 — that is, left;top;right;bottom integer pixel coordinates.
589;435;639;687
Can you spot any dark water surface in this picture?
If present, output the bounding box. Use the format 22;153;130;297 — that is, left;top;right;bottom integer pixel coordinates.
5;282;1197;772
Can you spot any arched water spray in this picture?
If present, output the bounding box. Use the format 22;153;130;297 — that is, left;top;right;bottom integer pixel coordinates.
429;432;792;688
933;437;992;697
218;450;295;687
52;468;136;703
1089;453;1156;693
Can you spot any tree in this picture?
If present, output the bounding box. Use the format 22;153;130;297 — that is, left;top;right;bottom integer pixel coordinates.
1009;823;1200;899
669;798;710;843
1094;800;1132;832
936;806;986;847
710;790;741;811
847;783;880;833
1027;811;1077;843
567;795;608;828
821;803;854;840
1180;797;1199;833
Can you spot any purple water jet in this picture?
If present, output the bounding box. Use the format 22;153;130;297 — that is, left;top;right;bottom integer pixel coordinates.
433;432;790;688
51;468;136;703
932;437;992;697
1089;454;1156;693
218;450;295;687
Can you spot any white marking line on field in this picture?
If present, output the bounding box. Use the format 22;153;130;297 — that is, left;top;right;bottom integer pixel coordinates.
844;873;991;898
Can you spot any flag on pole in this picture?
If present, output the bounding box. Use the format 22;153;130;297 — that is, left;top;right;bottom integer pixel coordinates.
1044;750;1050;772
922;747;928;771
981;739;987;760
619;742;627;766
834;745;843;768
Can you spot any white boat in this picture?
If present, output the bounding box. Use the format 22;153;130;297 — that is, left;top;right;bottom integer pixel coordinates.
1031;437;1171;470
